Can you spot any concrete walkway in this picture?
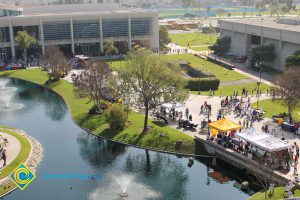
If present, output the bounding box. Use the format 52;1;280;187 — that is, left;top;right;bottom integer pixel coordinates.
0;132;21;168
166;42;275;87
164;93;298;182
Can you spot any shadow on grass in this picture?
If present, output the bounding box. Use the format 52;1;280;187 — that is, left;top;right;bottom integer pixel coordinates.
76;113;106;132
48;80;63;89
0;71;15;77
152;121;168;127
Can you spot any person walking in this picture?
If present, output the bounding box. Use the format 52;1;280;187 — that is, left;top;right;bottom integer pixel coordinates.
185;108;189;119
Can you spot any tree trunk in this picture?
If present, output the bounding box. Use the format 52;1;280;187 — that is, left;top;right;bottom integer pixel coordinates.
143;101;149;132
24;48;27;65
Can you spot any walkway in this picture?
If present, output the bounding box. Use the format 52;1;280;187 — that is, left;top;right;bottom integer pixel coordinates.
166;93;298;182
0;132;21;168
166;42;275;87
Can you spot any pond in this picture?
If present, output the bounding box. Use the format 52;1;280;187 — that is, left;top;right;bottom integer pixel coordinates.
0;78;253;200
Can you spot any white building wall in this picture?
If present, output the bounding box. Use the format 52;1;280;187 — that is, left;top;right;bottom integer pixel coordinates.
0;7;159;58
231;32;246;56
219;20;300;71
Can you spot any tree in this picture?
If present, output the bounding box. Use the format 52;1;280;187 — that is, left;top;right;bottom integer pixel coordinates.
159;26;171;50
273;67;300;121
14;31;36;64
251;44;276;63
74;59;111;109
105;104;128;130
42;46;67;81
209;36;231;56
256;0;295;16
285;50;300;68
119;48;188;132
103;39;118;56
182;0;193;13
215;8;226;18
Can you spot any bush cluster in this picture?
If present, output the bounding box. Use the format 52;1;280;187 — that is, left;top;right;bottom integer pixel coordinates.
186;78;220;91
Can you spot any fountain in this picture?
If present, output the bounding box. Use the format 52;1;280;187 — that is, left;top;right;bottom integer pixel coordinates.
89;172;161;200
0;78;24;112
112;174;133;197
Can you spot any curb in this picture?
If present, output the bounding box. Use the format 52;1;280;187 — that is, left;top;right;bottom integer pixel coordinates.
5;75;213;158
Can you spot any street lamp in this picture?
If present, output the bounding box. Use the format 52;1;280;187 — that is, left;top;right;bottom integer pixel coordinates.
207;109;210;137
256;62;262;109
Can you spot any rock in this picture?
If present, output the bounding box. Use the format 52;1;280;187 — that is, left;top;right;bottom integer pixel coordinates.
241;181;249;190
176;140;183;145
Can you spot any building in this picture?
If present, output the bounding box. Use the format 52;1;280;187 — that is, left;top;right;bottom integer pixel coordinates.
0;3;159;61
219;18;300;71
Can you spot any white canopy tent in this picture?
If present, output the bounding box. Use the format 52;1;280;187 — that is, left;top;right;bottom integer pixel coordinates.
161;103;184;109
235;128;268;142
236;128;291;152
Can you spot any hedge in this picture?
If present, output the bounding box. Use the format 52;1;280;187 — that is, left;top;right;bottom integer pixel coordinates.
186;77;220;91
180;62;215;78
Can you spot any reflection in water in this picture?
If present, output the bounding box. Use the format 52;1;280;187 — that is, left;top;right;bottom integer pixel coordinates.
124;151;189;200
44;90;67;121
77;134;126;168
0;78;253;200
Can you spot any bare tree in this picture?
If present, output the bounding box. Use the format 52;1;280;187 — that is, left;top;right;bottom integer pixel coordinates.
273;67;300;122
42;46;67;81
74;59;111;110
119;48;188;132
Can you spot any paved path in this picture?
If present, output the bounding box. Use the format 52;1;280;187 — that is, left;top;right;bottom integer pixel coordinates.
0;132;21;168
219;78;256;86
163;93;298;182
166;42;275;87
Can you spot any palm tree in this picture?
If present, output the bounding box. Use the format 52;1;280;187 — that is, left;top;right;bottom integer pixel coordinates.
103;39;118;57
15;31;36;64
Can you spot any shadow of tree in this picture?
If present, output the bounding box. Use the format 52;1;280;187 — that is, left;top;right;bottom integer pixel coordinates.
0;71;15;77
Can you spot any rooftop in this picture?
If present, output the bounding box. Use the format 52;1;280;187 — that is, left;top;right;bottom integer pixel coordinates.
220;17;300;32
0;3;157;18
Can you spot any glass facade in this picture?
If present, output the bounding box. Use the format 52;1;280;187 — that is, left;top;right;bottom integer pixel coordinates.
0;9;22;17
43;21;71;41
0;27;10;43
15;44;41;60
57;44;72;57
73;20;100;39
75;43;100;56
131;18;152;36
102;19;128;38
13;26;40;40
0;47;11;61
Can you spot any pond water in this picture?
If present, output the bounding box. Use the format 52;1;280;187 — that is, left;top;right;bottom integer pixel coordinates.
0;78;253;200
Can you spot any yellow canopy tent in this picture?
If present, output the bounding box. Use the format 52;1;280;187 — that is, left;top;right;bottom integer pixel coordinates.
208;118;242;132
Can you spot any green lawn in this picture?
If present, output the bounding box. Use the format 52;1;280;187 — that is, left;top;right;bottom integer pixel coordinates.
0;69;195;154
190;82;270;97
252;99;300;121
249;187;300;200
163;54;248;82
0;127;32;196
190;46;210;51
169;32;217;47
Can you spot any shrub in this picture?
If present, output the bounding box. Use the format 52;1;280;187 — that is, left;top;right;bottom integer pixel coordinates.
186;78;220;91
89;105;101;115
179;62;215;78
105;104;128;130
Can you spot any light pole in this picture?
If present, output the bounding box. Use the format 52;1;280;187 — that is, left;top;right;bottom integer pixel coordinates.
256;63;262;109
207;108;210;136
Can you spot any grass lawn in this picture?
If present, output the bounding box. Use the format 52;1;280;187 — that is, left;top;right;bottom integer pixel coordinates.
0;126;32;195
190;46;210;51
169;32;217;47
252;99;300;121
249;187;300;200
0;69;195;154
190;82;270;97
163;54;248;82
